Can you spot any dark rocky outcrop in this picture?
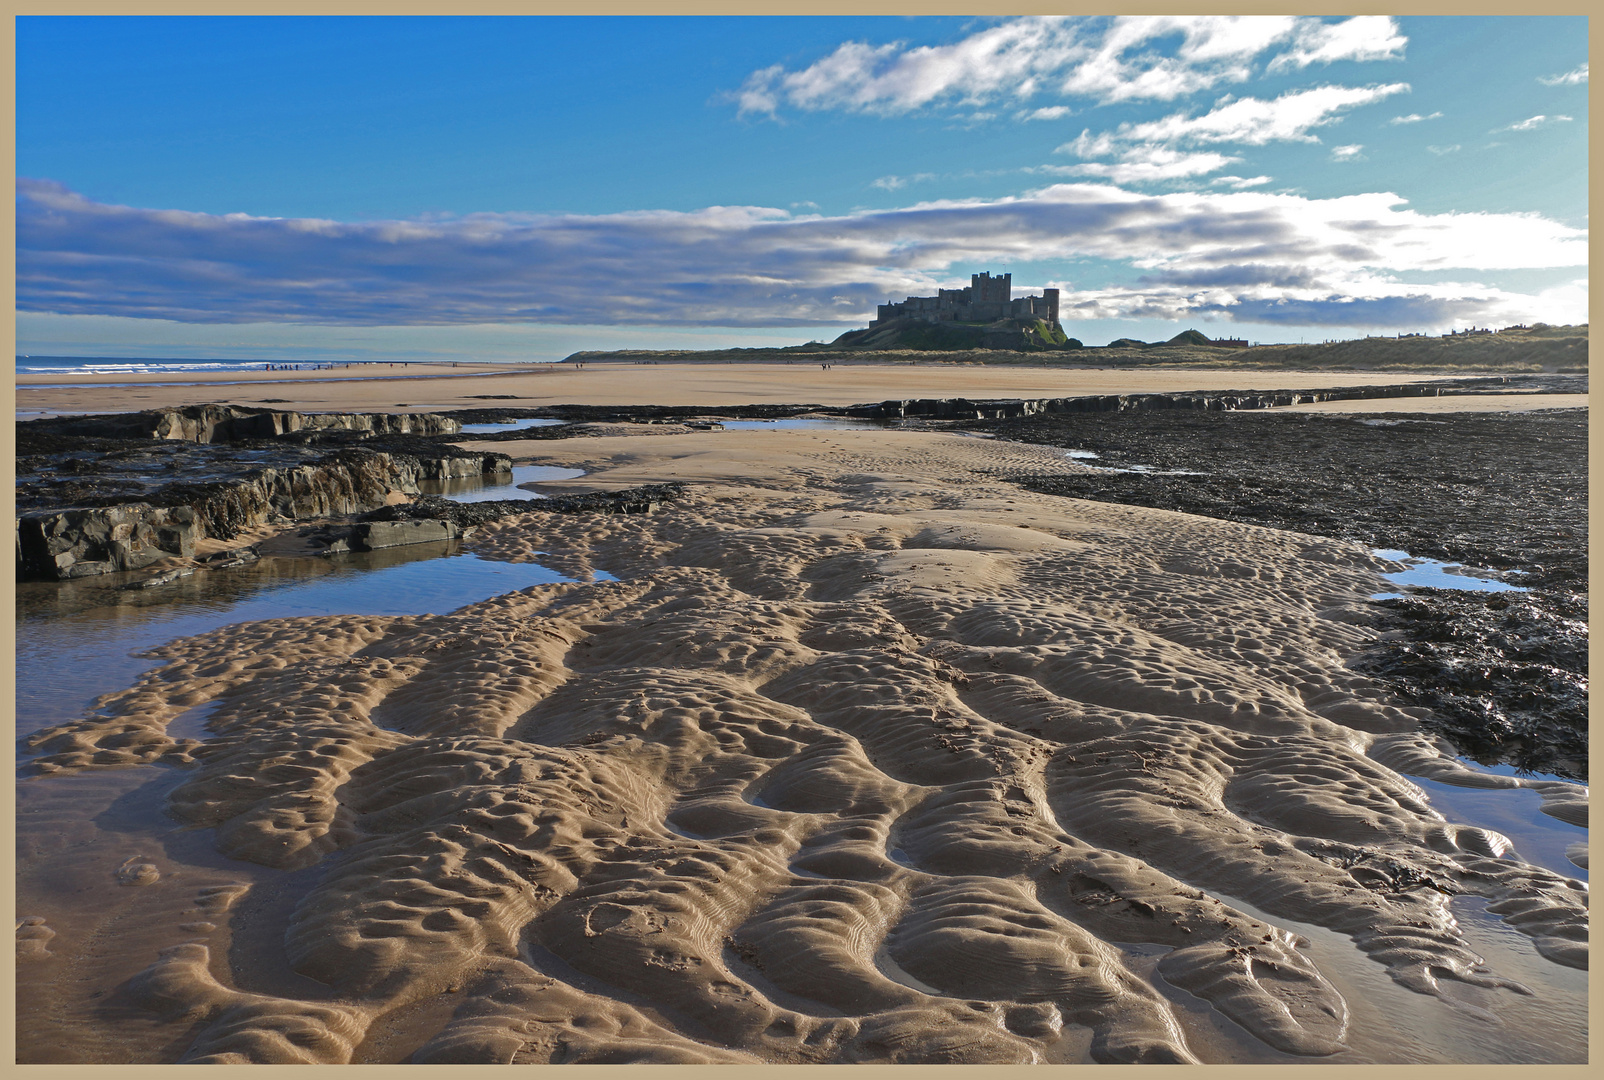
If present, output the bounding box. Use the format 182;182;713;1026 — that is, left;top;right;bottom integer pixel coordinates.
1356;589;1588;779
294;518;467;556
17;504;200;579
965;405;1588;779
32;404;461;444
851;375;1562;420
362;483;686;529
16;410;510;580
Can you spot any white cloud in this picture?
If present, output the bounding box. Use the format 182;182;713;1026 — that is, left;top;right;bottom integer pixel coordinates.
1024;105;1073;121
1499;114;1573;132
736;15;1405;117
1389;111;1442;124
736;18;1086;117
17;179;1585;332
871;173;937;191
1211;175;1273;189
1054;83;1407;183
1061;83;1410;156
1060;147;1240;185
1425;144;1461;156
1539;63;1587;86
1330;144;1365;161
1267;15;1407;71
1065;275;1587;329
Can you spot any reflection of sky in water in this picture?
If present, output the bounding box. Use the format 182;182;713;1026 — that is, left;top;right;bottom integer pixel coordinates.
1411;771;1587;881
16;548;603;737
458;418;567;434
717;417;889;430
1063;450;1205;476
1464;761;1584;785
1371;548;1527;598
421;464;587;502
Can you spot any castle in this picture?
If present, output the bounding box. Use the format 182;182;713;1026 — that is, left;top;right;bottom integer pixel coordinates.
871;272;1060;328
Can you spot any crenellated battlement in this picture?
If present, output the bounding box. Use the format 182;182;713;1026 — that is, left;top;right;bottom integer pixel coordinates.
873;272;1060;328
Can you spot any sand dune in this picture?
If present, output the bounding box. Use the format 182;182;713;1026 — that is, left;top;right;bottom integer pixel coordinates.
19;429;1587;1064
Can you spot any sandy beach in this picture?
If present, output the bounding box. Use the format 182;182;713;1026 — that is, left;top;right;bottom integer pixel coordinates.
15;361;1478;416
15;369;1588;1064
15;8;1589;1062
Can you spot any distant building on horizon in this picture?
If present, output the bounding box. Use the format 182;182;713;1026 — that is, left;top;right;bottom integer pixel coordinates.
871;273;1060;328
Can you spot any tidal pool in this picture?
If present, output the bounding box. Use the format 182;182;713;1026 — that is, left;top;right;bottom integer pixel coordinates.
456;419;567;434
419;464;588;502
15;542;596;738
1371;548;1527;598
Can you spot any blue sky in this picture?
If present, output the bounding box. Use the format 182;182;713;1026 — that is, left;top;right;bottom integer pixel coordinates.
16;15;1589;361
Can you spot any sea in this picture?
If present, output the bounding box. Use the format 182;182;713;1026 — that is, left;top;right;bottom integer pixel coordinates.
16;355;402;377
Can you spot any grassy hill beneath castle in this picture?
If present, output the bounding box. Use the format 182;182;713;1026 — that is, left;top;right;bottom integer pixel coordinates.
830;315;1077;352
565;323;1585;373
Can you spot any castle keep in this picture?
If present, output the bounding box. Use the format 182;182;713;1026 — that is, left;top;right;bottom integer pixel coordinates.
872;272;1060;328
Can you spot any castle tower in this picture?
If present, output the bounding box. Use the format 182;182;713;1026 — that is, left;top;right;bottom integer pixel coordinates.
1043;288;1059;325
970;272;1011;305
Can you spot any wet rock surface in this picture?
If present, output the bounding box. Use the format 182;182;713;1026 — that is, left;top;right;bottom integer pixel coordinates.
30;403;461;444
966;407;1586;590
436;404;832;441
957;407;1587;779
362;483;687;528
857;373;1583;422
1356;590;1588;779
16;414;511;580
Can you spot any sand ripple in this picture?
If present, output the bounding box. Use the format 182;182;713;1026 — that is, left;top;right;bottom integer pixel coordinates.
22;438;1587;1063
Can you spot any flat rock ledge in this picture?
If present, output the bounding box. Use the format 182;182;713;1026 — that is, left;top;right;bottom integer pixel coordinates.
851;375;1558;420
17;445;511;581
36;403;462;444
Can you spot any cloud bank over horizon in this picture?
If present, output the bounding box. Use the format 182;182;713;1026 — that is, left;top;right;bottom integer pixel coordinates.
18;177;1586;332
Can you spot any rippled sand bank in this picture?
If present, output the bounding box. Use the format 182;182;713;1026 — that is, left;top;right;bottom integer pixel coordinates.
18;430;1587;1064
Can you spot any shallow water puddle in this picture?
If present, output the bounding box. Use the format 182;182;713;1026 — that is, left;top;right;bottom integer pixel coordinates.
1156;882;1586;1064
166;697;229;741
15;544;596;739
13;765;319;1063
1407;769;1587;881
1370;548;1526;598
1062;450;1205;476
717;417;890;431
418;463;588;502
456;418;567;434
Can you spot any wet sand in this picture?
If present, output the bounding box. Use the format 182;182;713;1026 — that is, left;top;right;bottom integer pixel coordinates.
17;425;1588;1064
16;361;1464;416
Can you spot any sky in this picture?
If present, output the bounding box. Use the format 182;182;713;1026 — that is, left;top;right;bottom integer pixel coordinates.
15;15;1590;362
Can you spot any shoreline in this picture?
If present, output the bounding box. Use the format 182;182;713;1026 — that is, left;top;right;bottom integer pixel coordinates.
16;362;1475;416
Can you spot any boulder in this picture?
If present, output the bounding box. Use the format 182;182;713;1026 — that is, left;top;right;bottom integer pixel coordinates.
17;504;198;579
350;520;462;551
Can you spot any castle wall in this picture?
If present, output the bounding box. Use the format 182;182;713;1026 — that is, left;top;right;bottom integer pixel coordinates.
870;272;1058;329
